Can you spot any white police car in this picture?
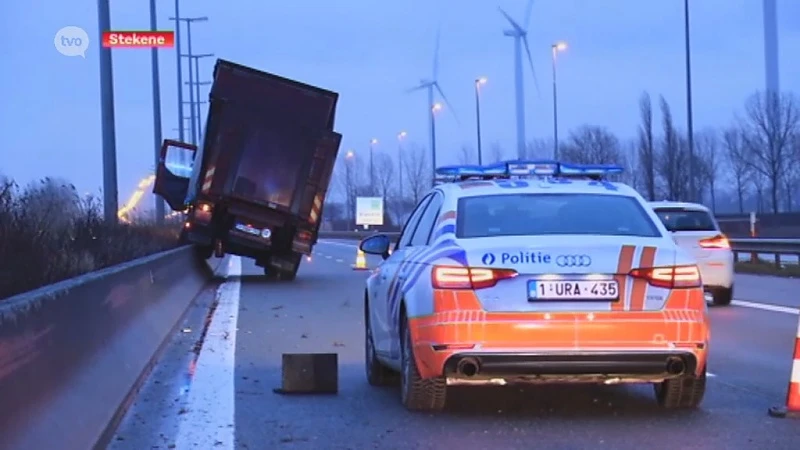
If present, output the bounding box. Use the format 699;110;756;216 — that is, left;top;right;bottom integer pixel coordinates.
359;161;709;412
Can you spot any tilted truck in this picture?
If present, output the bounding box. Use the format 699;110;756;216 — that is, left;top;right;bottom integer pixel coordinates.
152;59;342;280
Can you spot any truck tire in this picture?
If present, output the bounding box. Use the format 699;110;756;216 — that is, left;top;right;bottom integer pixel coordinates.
193;244;213;260
263;253;301;281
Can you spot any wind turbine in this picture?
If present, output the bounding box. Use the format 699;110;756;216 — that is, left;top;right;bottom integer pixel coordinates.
407;28;458;180
499;0;539;158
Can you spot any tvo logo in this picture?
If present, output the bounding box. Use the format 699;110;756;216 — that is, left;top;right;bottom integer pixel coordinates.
555;254;592;267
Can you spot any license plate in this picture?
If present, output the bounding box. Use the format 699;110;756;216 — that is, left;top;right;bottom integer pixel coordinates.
528;280;619;301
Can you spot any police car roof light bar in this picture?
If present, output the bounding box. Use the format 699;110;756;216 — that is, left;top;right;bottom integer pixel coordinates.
433;161;624;182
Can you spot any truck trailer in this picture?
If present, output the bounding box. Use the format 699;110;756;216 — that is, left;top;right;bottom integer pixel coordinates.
153;59;342;280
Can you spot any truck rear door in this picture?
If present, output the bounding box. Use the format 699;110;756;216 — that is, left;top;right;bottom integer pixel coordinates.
294;131;342;229
153;139;197;211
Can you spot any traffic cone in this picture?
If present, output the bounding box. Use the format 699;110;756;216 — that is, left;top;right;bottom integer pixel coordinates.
768;315;800;418
352;248;368;271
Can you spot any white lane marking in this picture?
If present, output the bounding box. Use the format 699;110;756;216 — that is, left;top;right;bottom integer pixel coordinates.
174;256;241;450
336;258;344;263
731;300;799;315
318;240;358;248
707;372;717;378
325;255;332;259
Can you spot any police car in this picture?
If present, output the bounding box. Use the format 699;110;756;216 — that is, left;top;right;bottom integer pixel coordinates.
359;161;709;412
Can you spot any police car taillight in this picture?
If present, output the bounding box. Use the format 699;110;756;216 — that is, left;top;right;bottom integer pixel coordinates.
432;266;518;290
628;265;701;289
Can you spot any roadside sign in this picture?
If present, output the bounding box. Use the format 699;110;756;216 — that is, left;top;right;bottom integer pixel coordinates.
356;197;383;226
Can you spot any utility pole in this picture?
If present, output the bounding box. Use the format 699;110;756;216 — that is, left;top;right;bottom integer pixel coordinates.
150;0;164;222
188;53;214;143
170;16;208;145
684;0;696;202
97;0;119;223
172;0;184;143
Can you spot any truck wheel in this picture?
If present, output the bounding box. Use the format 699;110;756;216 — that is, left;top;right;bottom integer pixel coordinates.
263;253;301;281
399;314;446;412
193;244;213;260
654;367;707;409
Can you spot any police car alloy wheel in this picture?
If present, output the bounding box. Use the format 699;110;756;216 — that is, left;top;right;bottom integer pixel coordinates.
399;315;446;412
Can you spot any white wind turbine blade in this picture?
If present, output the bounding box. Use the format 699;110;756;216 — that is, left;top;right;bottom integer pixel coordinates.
498;7;523;32
523;0;535;31
434;82;460;125
521;35;541;97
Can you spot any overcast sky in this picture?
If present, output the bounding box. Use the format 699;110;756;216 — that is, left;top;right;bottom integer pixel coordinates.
1;0;798;211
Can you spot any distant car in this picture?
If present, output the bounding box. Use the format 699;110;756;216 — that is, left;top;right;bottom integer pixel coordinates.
648;201;734;306
359;161;710;413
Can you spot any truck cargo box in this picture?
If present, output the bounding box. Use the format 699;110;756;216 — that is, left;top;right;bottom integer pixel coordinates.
154;59;342;226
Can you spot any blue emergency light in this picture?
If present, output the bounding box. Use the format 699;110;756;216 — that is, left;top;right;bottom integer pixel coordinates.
433;160;624;181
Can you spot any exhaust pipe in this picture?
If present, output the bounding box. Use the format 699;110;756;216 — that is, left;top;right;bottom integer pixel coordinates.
665;357;685;375
456;357;480;377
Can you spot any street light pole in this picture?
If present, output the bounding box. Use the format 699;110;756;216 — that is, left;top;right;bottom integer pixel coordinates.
150;0;164;222
170;16;208;145
173;0;184;143
684;0;696;202
474;77;487;165
397;131;407;199
189;53;213;143
369;138;377;194
551;41;567;160
97;0;119;223
431;103;442;186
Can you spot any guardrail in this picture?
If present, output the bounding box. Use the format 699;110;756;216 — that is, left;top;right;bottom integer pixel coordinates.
0;246;224;450
319;232;800;267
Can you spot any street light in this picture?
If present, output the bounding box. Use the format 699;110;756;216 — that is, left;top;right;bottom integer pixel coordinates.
430;103;443;186
345;149;354;159
369;138;378;192
551;41;567;159
397;131;407;200
474;77;488;165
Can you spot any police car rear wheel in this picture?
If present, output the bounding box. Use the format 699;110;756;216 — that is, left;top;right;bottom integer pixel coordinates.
399;314;446;412
364;300;397;386
654;366;707;409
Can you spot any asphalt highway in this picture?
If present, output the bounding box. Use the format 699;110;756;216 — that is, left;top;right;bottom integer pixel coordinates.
109;240;800;450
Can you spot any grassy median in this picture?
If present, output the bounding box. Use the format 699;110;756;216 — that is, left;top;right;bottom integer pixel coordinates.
0;176;181;300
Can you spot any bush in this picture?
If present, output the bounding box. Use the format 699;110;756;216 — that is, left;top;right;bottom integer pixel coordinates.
0;175;181;300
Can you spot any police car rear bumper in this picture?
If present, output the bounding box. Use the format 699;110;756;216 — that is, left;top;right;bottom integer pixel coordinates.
442;350;700;382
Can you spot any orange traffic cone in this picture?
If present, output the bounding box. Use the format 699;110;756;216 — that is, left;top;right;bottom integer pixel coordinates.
769;315;800;418
352;248;368;271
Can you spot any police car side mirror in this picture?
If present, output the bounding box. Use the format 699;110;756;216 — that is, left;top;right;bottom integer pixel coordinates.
360;234;391;259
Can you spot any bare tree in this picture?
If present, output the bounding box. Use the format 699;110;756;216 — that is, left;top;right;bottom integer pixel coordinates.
457;145;476;165
332;154;362;225
620;139;641;190
637;92;657;200
403;144;431;207
523;138;553;159
694;128;719;210
373;153;397;223
558;125;623;164
739;90;800;213
721;127;751;213
487;142;506;163
657;96;686;200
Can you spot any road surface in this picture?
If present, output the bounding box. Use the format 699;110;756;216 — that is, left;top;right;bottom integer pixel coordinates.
109;240;800;450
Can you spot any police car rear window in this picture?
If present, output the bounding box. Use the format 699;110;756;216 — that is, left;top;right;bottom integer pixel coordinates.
456;193;661;238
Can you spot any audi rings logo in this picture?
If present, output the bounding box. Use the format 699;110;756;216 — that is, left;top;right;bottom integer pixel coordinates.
555;254;592;267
